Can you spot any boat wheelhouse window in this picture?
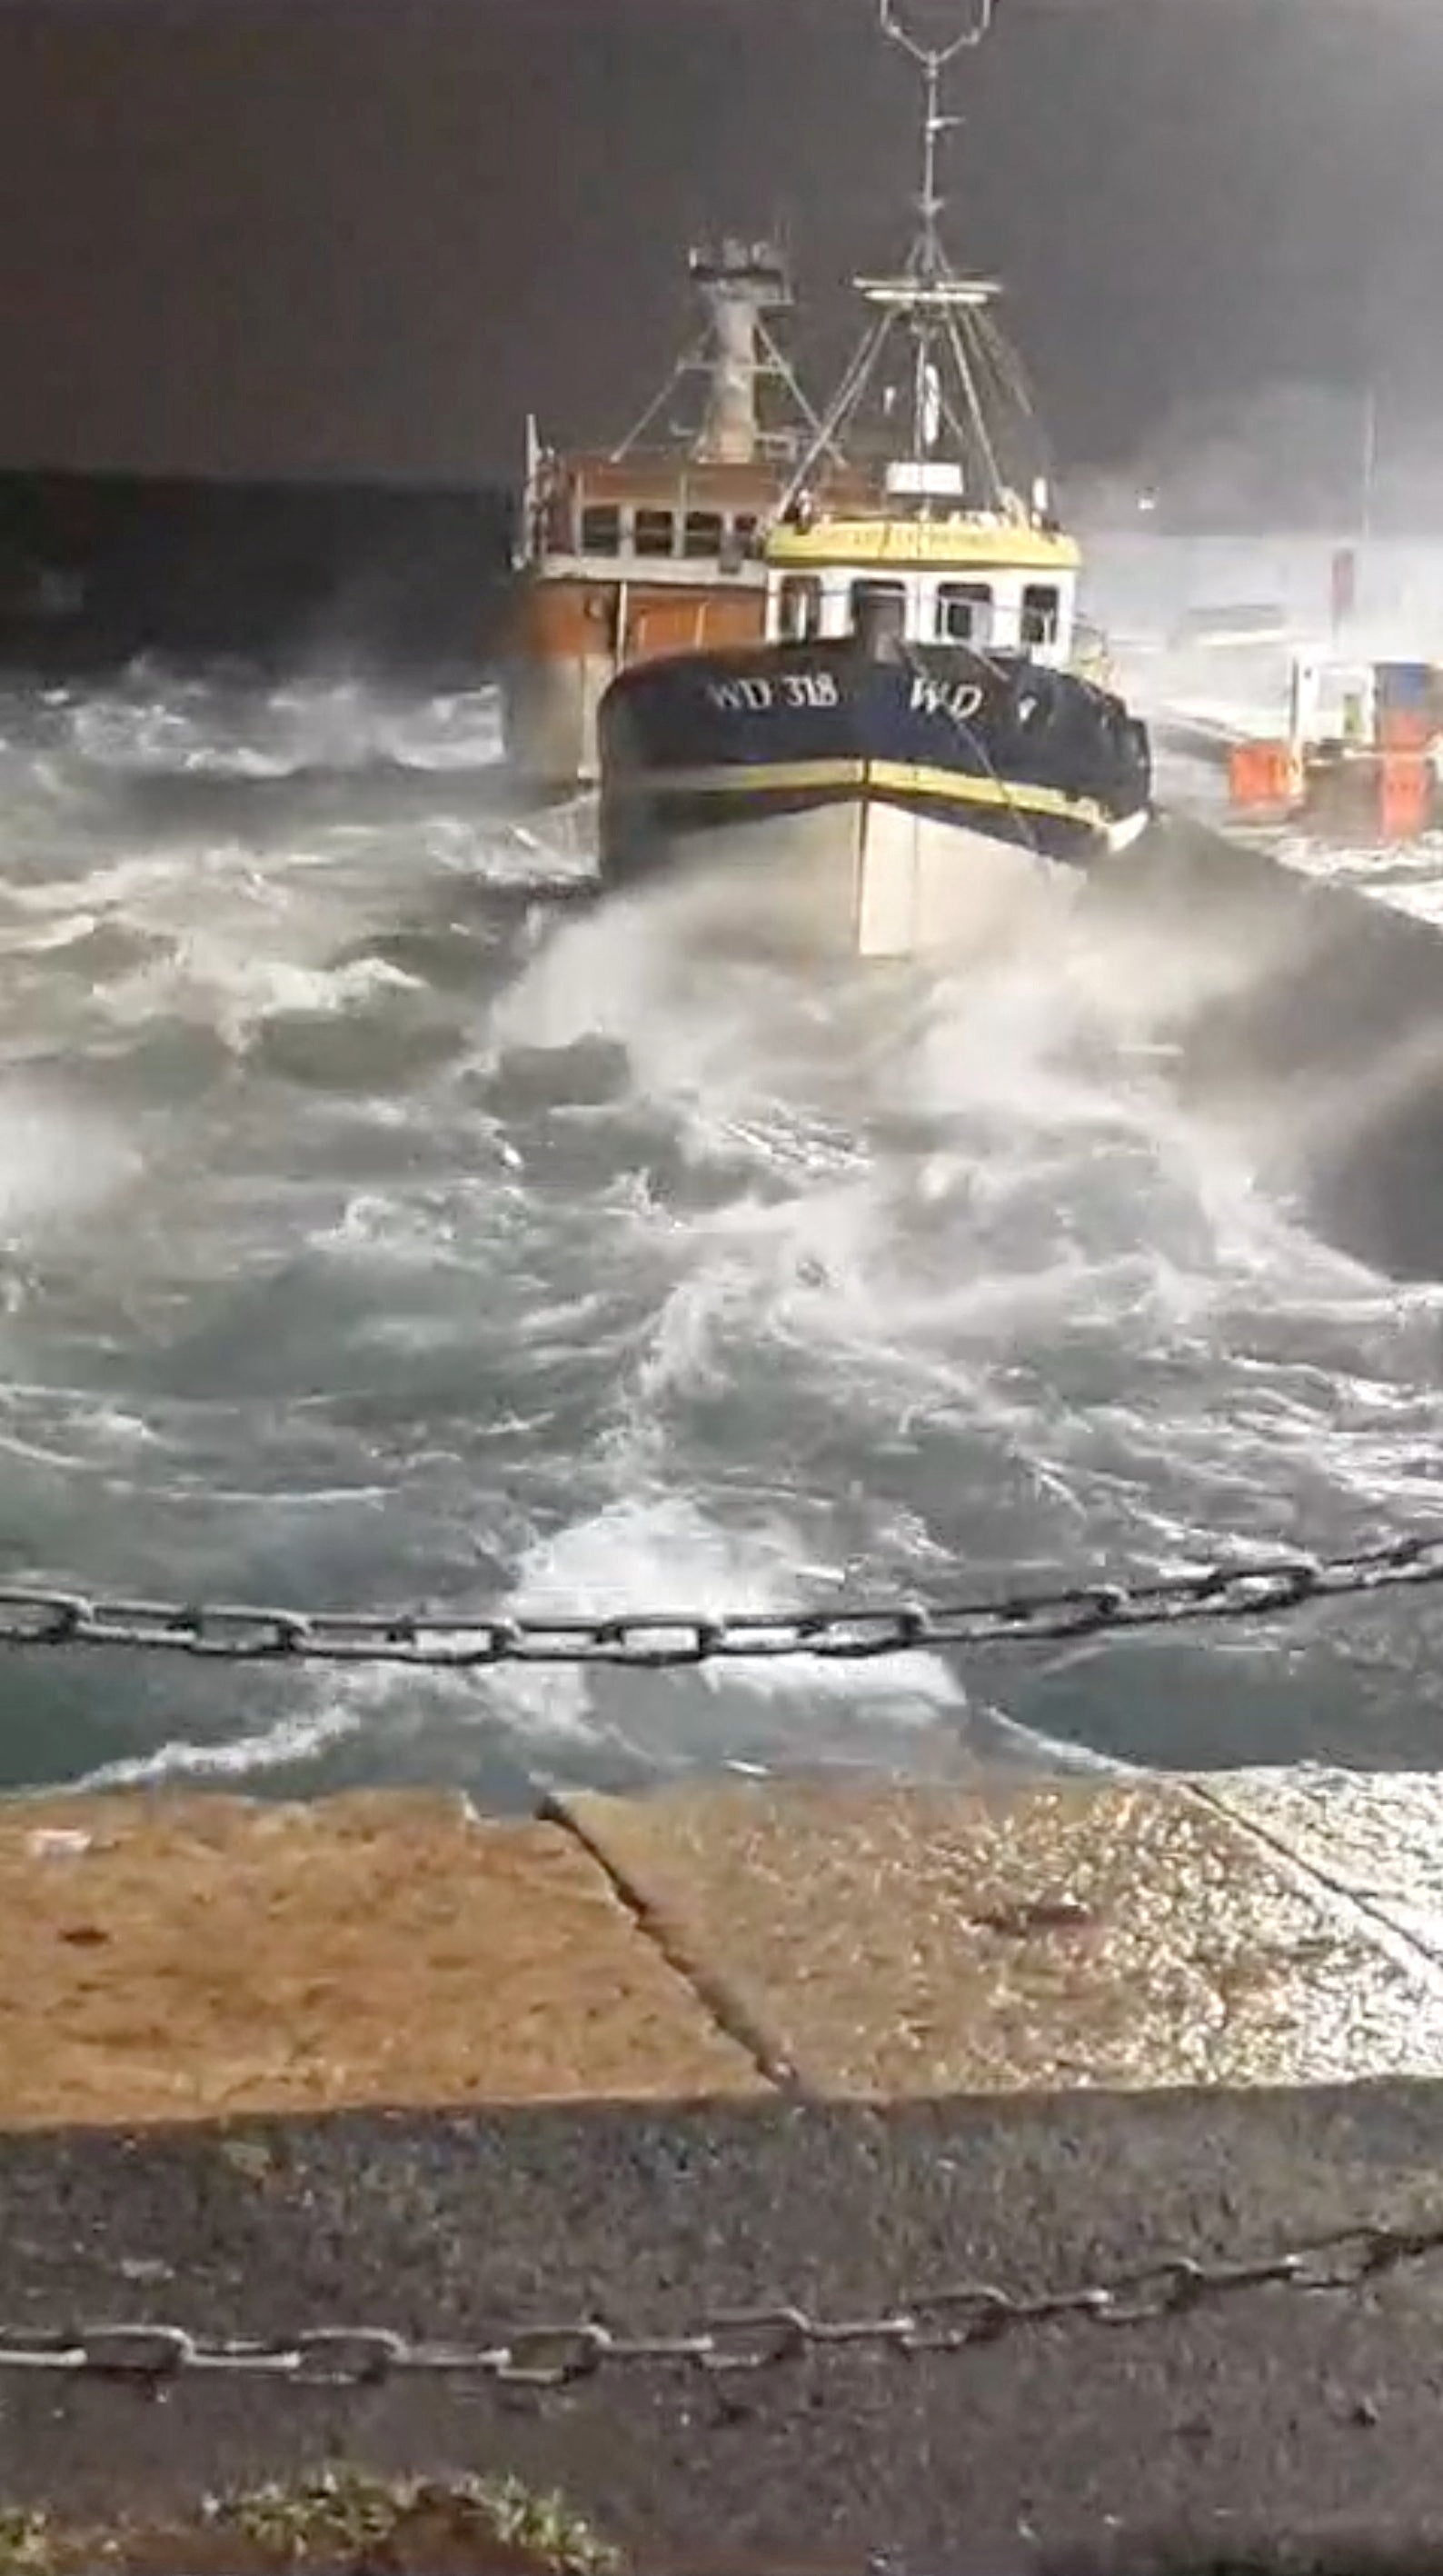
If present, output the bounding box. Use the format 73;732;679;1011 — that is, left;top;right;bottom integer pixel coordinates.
780;575;822;642
634;507;676;558
580;504;622;556
851;581;908;648
683;510;724;559
1021;584;1062;647
936;582;992;644
720;513;760;575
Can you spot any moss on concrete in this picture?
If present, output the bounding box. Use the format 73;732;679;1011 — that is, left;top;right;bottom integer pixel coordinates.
0;2465;620;2574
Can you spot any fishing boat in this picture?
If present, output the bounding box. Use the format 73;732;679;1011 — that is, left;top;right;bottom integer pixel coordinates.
502;238;829;795
595;0;1155;960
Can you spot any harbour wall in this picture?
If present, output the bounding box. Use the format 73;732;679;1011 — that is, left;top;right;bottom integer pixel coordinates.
1082;813;1443;1280
0;468;513;674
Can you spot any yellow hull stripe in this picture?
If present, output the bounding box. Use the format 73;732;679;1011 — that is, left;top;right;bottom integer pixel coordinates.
616;757;1104;830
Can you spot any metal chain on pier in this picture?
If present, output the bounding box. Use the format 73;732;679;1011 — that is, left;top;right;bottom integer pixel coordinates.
0;2222;1437;2391
0;1531;1440;1669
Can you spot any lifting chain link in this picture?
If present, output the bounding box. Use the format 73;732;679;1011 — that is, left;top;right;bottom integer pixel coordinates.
0;2221;1436;2391
0;1531;1438;1670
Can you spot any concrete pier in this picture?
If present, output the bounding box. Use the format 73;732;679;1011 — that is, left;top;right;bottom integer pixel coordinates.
7;1767;1443;2568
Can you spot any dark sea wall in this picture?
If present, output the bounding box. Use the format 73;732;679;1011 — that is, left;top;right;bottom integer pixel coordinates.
0;470;513;676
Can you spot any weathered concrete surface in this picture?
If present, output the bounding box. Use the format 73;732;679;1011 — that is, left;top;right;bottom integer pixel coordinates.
8;1772;1443;2565
1206;1767;1443;1969
561;1774;1443;2094
9;1772;1443;2132
5;2092;1443;2570
0;1790;764;2123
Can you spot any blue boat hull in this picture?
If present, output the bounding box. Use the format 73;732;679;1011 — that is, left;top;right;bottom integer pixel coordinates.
595;639;1153;957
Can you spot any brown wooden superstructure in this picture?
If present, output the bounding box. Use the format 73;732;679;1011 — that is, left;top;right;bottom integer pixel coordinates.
501;240;825;792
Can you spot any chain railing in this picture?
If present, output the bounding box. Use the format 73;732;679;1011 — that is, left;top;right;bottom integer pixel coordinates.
0;2222;1436;2389
0;1532;1438;1669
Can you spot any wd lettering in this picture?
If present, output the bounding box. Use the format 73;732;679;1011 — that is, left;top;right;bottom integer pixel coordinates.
910;674;984;724
706;677;774;714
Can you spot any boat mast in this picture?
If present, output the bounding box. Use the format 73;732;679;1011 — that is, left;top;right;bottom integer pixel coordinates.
884;0;997;285
692;241;791;465
881;0;1004;490
779;0;1040;523
609;236;827;467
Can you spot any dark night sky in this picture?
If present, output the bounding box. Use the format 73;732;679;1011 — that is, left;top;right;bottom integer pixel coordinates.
0;0;1440;489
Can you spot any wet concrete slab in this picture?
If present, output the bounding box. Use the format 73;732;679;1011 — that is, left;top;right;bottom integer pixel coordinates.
10;1772;1443;2135
1203;1768;1443;1972
0;1789;764;2124
559;1773;1443;2095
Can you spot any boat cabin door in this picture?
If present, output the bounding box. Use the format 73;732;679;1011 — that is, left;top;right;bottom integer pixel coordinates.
851;580;909;660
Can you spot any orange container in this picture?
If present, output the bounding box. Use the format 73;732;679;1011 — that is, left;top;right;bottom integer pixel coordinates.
1378;752;1433;841
1378;705;1433;753
1228;738;1299;814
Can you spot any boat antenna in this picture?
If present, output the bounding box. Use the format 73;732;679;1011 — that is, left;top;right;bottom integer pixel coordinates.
776;0;1025;520
879;0;1001;283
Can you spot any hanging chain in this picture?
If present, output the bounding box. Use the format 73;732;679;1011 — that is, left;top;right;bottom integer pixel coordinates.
0;2222;1436;2391
0;1531;1438;1669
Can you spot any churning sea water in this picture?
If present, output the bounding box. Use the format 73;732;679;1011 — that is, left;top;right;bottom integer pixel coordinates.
0;659;1441;1809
